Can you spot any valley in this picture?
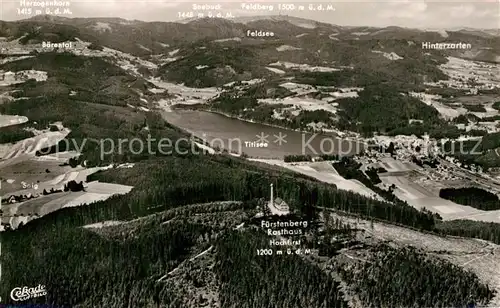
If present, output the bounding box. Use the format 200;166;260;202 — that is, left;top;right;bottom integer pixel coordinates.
0;11;500;307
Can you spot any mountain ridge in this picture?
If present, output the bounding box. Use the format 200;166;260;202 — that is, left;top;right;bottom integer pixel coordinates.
20;14;500;34
1;15;498;65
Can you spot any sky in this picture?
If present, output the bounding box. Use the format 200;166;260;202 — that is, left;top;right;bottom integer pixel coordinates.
1;0;499;29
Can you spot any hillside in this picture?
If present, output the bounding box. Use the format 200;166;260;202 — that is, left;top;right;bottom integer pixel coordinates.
1;15;498;61
1;153;497;307
1;15;500;307
1;15;495;163
0;52;181;165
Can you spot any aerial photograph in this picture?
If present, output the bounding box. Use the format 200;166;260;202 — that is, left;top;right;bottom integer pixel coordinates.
0;0;499;306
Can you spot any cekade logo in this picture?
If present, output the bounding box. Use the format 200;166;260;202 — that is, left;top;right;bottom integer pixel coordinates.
10;284;47;301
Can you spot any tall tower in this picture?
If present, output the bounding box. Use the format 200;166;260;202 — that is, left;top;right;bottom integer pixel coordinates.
270;183;274;206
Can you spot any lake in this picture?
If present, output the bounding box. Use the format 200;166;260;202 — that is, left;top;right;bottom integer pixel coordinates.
161;110;363;159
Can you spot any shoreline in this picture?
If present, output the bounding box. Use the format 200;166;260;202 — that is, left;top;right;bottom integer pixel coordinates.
204;108;317;134
208;108;370;150
183;106;368;147
162;105;366;158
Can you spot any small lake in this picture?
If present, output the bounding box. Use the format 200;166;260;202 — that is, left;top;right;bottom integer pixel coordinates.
161;110;363;159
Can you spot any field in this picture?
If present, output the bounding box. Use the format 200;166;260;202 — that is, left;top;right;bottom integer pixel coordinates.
149;77;219;105
410;92;466;119
249;159;383;200
0;129;70;160
380;172;500;223
0;128;133;229
250;156;500;224
258;96;338;114
0;158;75;194
376;157;417;172
1;177;133;229
0;114;28;128
435;57;500;88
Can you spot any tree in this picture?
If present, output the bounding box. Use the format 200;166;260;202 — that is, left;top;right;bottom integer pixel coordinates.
69;158;79;168
386;142;395;155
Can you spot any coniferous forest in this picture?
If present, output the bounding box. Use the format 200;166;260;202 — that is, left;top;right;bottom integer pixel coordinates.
439;187;500;211
1;52;500;307
337;244;494;308
1;154;497;307
215;231;348;308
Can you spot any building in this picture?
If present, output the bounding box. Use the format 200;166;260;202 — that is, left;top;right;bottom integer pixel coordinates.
267;183;290;216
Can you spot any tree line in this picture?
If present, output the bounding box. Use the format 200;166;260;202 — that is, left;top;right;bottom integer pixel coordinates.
439;187;500;211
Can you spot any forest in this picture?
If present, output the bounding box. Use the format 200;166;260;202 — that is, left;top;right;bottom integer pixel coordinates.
211;80;450;137
158;45;267;88
336;84;443;136
332;157;412;205
0;152;445;304
462;104;487;113
337;244;495;308
439;187;500;211
215;231;348;308
436;219;500;245
2;51;500;307
0;123;35;144
284;154;340;162
210;91;337;132
204;62;482;140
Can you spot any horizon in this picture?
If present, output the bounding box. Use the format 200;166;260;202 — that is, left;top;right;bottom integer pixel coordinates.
2;13;499;32
1;1;499;30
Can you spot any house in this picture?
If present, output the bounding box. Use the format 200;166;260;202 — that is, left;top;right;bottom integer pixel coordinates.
273;197;290;212
267;184;290;216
